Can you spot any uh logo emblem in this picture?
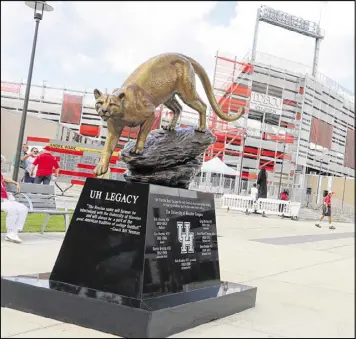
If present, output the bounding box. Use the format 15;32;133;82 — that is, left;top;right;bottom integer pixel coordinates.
177;221;194;254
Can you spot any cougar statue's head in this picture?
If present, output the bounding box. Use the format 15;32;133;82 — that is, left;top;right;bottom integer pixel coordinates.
94;89;125;121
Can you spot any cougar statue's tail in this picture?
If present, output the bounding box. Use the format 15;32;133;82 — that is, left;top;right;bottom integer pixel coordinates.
181;54;245;122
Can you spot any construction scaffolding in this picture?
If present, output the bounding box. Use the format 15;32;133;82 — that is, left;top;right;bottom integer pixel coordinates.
192;50;301;195
187;48;354;197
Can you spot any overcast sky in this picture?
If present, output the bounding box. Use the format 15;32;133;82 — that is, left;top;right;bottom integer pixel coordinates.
1;1;354;97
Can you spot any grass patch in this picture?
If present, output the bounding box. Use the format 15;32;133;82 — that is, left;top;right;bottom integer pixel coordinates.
1;212;72;233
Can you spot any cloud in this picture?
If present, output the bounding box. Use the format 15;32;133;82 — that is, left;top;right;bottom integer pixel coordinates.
60;53;94;73
69;1;219;74
1;0;354;98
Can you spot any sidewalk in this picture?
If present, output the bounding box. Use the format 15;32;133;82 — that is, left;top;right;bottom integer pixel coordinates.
1;213;354;338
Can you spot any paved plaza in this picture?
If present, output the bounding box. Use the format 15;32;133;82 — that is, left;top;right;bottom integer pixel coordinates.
1;210;354;338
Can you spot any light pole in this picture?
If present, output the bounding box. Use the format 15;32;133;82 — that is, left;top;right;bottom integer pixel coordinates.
315;147;328;204
315;157;323;204
277;142;287;196
12;1;54;181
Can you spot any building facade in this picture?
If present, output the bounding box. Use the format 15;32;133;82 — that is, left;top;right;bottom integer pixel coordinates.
202;50;354;197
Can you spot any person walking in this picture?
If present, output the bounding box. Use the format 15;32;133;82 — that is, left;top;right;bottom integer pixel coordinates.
1;154;28;244
315;191;335;230
23;147;39;183
30;146;60;185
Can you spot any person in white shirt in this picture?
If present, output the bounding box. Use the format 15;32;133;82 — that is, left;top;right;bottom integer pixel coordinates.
250;183;258;201
23;147;38;183
248;183;258;211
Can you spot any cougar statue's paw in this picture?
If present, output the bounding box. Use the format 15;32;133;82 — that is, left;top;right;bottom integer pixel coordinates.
195;126;206;132
162;125;176;131
93;162;109;177
129;147;143;155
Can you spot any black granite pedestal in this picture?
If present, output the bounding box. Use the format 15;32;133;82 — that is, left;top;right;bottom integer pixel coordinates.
1;178;257;338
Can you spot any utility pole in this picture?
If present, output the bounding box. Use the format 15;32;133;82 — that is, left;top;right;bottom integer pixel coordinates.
12;1;54;181
277;143;287;196
238;132;247;194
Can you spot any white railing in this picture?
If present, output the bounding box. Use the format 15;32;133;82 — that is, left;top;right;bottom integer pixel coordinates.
314;73;354;104
221;194;301;219
214;198;220;209
252;50;312;76
222;195;254;212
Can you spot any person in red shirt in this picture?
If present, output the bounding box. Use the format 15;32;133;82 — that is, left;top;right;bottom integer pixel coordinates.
315;191;335;230
1;154;28;243
29;146;60;185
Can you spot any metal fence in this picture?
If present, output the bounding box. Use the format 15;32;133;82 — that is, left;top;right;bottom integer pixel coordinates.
190;175;297;200
202;179;354;220
189;177;237;194
331;199;355;220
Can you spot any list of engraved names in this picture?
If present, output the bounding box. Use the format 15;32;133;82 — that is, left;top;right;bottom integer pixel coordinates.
150;195;215;269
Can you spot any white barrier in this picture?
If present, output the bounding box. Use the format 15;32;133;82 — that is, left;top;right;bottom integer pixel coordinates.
222;195;256;214
214;196;223;209
221;195;301;220
289;202;302;219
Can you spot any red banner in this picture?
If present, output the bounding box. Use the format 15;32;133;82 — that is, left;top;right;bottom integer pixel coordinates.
344;128;355;169
309;118;333;149
60;94;83;125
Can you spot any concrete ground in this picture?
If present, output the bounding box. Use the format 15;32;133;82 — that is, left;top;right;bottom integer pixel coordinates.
1;210;354;338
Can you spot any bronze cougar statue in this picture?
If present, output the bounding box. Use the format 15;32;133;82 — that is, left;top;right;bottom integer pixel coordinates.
93;53;245;177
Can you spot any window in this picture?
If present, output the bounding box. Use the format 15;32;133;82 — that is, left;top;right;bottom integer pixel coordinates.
251;81;267;94
267;85;283;98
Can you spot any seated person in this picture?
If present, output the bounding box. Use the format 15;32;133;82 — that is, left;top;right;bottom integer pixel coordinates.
1;154;28;243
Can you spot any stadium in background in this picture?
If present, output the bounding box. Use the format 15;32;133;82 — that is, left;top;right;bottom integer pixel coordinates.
203;49;354;195
1;49;354;189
